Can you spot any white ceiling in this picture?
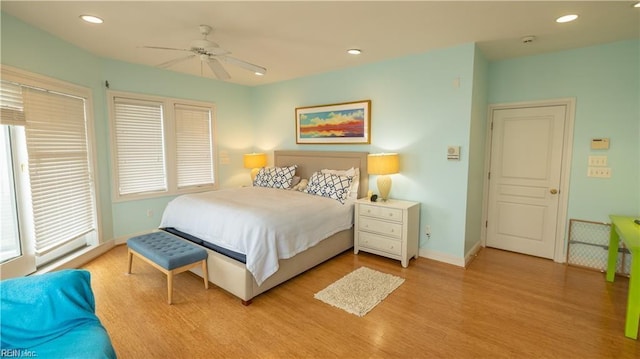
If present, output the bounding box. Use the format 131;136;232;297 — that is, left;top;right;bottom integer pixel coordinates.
2;1;639;86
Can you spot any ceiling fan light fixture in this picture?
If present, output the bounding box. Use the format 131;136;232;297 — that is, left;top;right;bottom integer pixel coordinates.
634;2;640;8
556;14;578;23
80;15;104;24
347;49;362;55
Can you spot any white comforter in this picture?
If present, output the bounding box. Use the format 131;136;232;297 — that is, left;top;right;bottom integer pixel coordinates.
159;187;354;285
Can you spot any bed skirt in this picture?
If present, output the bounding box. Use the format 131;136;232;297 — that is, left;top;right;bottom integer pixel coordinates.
166;228;354;304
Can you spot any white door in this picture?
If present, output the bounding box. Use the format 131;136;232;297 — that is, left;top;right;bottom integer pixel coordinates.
1;126;36;279
486;105;567;259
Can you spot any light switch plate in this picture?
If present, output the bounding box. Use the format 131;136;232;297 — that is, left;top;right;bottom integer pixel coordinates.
588;155;607;167
587;167;611;178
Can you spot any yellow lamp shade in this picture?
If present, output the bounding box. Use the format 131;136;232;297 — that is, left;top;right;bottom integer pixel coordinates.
243;153;267;169
244;153;267;182
367;153;399;175
367;153;399;201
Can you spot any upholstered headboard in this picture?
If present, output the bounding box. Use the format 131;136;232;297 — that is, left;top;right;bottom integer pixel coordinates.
274;150;369;199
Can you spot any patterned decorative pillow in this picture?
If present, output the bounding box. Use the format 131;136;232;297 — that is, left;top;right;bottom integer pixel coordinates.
253;165;297;189
305;172;354;204
321;167;360;200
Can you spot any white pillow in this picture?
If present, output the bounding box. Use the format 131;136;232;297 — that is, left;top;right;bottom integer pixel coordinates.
321;167;360;200
253;165;297;189
305;172;353;204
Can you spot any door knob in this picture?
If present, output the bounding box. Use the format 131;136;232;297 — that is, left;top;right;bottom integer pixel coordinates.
550;188;558;194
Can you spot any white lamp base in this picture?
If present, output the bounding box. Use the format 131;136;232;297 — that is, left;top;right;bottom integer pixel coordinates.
377;175;392;201
250;168;261;183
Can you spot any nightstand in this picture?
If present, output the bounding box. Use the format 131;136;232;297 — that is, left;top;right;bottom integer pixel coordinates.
354;198;420;267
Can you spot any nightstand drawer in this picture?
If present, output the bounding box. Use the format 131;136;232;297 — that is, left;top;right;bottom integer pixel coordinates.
358;216;403;238
358;232;402;256
358;204;403;222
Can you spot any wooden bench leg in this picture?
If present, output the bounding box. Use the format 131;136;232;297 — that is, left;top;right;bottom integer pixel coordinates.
201;259;209;290
127;249;133;274
167;271;174;305
127;246;207;305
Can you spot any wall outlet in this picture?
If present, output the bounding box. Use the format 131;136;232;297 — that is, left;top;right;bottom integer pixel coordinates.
146;209;154;217
425;225;431;237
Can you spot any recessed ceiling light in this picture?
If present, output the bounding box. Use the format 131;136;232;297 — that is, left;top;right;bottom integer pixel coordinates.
255;72;264;76
80;15;104;24
347;49;362;55
556;14;578;23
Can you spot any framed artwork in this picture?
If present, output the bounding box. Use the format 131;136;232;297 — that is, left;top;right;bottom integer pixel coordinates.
295;100;371;144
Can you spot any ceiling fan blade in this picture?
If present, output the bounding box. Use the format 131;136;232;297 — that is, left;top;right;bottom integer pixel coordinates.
140;46;191;52
206;58;231;80
156;54;196;68
222;56;267;75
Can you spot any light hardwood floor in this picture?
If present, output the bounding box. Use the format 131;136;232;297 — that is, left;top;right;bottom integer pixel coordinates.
83;244;639;358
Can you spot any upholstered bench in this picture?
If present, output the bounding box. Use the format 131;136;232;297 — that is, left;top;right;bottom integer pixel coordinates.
127;231;209;304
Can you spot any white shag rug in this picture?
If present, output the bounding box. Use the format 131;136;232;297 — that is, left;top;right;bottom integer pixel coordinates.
314;267;405;317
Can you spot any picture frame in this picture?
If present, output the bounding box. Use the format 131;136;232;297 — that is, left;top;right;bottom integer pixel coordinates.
295;100;371;144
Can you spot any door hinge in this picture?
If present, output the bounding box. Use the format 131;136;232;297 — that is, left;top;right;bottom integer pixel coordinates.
490;121;493;130
488;172;491;180
485;220;488;228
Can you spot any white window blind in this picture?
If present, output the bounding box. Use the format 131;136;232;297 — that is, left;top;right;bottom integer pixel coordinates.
23;87;96;255
0;80;25;126
113;97;167;196
175;104;214;188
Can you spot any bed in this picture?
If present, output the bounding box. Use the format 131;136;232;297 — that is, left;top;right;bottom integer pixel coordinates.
160;150;368;304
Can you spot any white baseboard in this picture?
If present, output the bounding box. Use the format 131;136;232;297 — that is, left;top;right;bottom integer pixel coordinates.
113;229;161;245
464;242;482;267
36;239;115;274
419;248;465;267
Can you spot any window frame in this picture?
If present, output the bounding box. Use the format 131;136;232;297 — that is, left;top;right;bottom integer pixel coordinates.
0;65;101;273
107;90;218;202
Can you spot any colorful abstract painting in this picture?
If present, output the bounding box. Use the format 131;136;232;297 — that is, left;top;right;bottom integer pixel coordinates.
296;100;370;144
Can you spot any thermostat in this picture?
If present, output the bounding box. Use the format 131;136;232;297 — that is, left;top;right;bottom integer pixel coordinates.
591;138;609;150
447;146;460;160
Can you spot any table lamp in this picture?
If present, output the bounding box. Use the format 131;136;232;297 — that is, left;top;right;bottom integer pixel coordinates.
243;153;267;182
367;153;399;201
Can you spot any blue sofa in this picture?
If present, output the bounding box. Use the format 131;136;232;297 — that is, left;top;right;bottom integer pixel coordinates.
1;269;116;358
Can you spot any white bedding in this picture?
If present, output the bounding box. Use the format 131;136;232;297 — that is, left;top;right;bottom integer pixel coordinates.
159;187;354;285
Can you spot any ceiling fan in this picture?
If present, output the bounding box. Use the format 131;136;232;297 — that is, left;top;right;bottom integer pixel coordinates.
142;25;266;81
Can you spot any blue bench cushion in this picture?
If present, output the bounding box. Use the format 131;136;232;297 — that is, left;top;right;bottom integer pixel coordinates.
127;231;207;270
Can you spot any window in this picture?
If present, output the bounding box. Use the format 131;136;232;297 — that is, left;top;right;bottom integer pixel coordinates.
0;67;99;277
109;91;217;200
175;104;214;188
112;97;167;196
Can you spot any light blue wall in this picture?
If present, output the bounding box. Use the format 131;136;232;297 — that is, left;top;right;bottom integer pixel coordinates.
1;13;114;240
251;43;478;260
4;10;637;264
489;39;640;225
1;13;255;239
100;60;253;237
